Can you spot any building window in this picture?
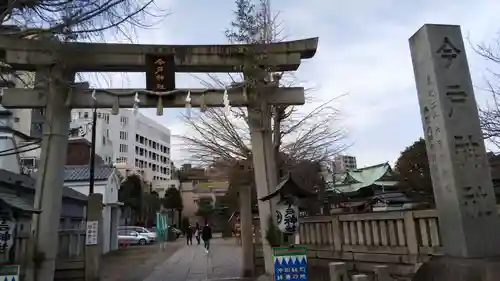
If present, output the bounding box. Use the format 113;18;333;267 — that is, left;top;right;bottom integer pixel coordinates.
119;131;128;140
83;112;89;119
119;144;128;153
115;157;128;164
120;116;128;127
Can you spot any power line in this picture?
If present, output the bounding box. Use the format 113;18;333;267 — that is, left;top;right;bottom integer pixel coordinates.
0;139;42;154
0;143;41;156
0;120;94;157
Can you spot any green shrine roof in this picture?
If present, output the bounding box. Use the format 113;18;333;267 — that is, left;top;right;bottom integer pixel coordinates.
326;162;399;193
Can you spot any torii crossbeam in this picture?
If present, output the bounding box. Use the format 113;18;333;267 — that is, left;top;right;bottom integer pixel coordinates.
0;36;318;72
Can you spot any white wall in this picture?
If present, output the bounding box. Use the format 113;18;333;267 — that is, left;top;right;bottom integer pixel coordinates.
65;177;121;254
69;111;114;164
11;109;32;136
0;133;21;174
105;172;120;204
66;182;107;202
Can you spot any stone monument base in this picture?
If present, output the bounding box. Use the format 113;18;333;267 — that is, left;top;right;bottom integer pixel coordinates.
412;256;500;281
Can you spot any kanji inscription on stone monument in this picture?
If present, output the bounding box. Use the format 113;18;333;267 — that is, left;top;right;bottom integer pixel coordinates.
436;36;462;68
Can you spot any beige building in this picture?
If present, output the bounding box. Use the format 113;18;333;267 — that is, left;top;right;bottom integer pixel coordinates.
152;179;180;197
181;181;228;219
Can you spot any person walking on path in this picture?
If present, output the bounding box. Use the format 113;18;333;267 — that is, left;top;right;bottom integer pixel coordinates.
195;222;201;245
201;223;212;252
186;225;193;245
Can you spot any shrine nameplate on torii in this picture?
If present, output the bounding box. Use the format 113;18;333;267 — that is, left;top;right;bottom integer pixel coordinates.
0;36;318;109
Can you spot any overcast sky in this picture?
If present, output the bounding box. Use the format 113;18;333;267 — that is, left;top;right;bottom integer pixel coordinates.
100;0;500;168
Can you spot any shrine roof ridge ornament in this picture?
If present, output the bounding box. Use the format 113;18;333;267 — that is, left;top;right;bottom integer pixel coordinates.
0;36;318;72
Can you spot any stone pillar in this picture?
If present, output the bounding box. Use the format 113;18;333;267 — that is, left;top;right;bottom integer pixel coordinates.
110;207;119;251
410;23;500;258
351;275;369;281
240;185;254;277
246;79;278;274
374;265;391;281
328;262;348;281
85;194;103;281
26;68;73;281
410;24;500;281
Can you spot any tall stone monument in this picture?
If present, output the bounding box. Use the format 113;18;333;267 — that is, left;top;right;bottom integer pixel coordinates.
410;24;500;280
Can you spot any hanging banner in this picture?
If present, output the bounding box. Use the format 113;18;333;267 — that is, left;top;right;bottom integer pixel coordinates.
273;246;308;281
276;202;299;234
155;212;169;242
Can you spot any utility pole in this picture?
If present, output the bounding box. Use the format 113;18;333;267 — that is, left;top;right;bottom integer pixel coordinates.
88;107;97;195
84;104;102;281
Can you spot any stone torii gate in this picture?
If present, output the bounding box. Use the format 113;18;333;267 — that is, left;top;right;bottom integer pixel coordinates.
0;35;318;280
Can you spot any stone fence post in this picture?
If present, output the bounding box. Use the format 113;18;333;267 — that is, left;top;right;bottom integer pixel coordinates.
85;193;103;281
332;216;343;252
351;274;369;281
403;211;419;255
329;262;348;281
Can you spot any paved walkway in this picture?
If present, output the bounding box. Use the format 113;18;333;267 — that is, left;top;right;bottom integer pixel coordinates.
101;242;183;281
143;238;244;281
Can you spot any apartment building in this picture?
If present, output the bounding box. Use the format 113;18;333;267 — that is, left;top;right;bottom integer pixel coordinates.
333;154;357;174
15;105;172;182
70;109;172;181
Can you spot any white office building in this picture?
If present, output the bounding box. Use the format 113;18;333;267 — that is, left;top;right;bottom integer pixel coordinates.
333;154;357;174
70;109;172;181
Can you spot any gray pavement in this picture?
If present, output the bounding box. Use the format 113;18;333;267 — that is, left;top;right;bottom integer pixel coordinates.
143;238;244;281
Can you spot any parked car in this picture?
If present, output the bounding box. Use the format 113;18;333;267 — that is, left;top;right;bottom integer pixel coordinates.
118;226;157;242
117;230;150;246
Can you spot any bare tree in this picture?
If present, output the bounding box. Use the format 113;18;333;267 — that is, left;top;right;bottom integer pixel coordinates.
474;36;500;148
0;0;167;41
0;0;169;90
178;0;347;181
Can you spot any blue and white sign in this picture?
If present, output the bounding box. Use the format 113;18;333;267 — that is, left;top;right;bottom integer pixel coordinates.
273;246;308;281
0;265;19;281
